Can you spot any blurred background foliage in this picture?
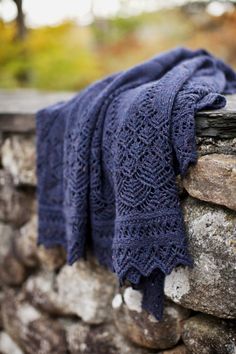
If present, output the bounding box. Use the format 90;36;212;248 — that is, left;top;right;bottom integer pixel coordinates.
0;0;236;91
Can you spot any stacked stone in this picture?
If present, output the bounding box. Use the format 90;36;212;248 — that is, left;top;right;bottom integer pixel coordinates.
0;91;235;354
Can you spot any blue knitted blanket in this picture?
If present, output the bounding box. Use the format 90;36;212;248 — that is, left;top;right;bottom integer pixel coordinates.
36;47;236;320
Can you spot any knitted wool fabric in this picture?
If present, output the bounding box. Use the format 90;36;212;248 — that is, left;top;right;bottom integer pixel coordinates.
36;47;236;320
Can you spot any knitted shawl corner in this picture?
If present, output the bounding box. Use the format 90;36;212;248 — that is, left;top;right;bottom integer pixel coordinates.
35;47;236;320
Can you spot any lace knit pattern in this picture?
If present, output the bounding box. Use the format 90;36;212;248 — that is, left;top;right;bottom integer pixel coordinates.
36;47;236;320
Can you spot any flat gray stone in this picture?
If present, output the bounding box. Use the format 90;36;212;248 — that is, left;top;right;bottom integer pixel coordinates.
0;89;75;133
0;89;236;137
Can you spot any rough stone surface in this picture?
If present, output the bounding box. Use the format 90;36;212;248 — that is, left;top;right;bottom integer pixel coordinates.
183;154;236;211
1;289;67;354
0;170;34;226
14;216;38;267
1;135;36;185
25;260;116;323
0;332;24;354
56;260;116;324
0;222;15;259
62;319;152;354
24;271;69;315
0;222;26;286
160;344;190;354
37;245;66;271
0;292;3;330
14;216;66;270
196;137;236;156
182;314;236;354
165;197;236;319
113;287;190;350
0;253;26;286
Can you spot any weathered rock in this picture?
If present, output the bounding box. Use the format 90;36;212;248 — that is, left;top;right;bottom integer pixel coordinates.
25;260;116;323
0;292;3;329
113;287;190;350
0;170;34;226
2;289;67;354
0;332;24;354
182;314;236;354
183;154;236;211
56;260;116;324
196;137;236;156
37;245;66;271
24;271;68;315
65;321;116;354
14;216;66;270
0;222;14;259
62;319;152;354
0;222;26;286
14;216;38;267
0;253;26;286
1;135;36;185
160;344;190;354
165;197;236;318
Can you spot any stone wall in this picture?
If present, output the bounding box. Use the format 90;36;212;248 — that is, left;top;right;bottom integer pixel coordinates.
0;91;235;354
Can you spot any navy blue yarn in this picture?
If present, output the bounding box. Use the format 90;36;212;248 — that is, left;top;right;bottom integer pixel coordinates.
35;47;236;320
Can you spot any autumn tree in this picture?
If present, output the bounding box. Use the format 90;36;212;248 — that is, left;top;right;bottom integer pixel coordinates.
0;0;26;38
12;0;26;39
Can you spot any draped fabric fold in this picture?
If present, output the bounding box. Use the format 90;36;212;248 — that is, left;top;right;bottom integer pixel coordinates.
36;47;236;319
